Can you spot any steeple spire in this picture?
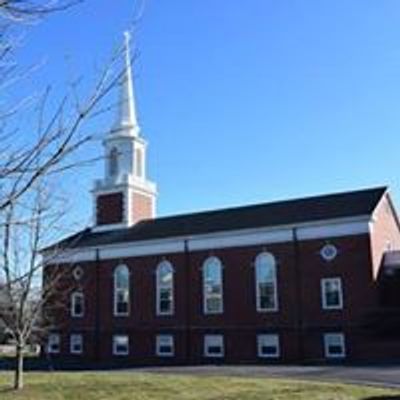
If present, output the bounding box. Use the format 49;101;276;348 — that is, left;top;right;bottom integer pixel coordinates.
112;31;140;136
93;30;157;231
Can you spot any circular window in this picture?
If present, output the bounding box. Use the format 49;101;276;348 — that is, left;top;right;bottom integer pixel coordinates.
72;266;84;281
320;244;338;262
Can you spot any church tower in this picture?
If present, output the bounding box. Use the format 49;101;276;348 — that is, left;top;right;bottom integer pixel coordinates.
92;32;157;231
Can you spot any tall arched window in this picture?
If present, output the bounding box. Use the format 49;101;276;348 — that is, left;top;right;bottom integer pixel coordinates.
109;147;119;177
255;252;278;312
156;261;174;316
203;257;223;314
114;265;130;316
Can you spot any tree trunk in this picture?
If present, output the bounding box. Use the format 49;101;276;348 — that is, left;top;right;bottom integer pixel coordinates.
14;344;24;390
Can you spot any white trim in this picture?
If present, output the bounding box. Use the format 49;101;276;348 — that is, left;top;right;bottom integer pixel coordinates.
324;333;346;358
255;252;278;313
189;228;293;251
156;261;174;316
296;221;369;240
321;277;343;310
204;334;224;358
156;334;174;357
44;216;371;264
112;334;129;356
202;257;224;315
113;264;130;317
257;334;280;358
70;334;83;355
71;292;84;318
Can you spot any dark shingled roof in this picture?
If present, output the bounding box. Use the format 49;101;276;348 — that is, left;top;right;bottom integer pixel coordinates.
47;186;387;250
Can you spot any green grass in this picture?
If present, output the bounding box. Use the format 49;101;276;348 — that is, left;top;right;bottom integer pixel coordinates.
0;371;398;400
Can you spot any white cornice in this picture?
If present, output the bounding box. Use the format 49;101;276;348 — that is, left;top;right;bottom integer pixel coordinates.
44;215;371;264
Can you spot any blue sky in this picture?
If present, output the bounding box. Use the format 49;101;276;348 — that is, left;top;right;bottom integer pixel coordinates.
17;1;400;227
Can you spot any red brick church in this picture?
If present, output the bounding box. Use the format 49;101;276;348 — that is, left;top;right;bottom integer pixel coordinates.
43;33;400;365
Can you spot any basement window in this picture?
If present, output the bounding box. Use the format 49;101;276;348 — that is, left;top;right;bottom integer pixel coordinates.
47;333;60;354
113;335;129;356
324;333;346;358
70;334;83;355
257;334;280;358
156;335;174;357
204;334;224;358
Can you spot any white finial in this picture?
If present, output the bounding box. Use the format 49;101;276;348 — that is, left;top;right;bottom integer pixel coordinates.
112;30;140;136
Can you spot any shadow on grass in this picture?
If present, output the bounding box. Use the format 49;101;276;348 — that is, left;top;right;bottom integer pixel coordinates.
362;397;400;400
0;387;14;394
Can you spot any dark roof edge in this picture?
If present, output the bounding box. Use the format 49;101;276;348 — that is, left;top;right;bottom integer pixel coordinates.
136;185;389;224
41;185;388;253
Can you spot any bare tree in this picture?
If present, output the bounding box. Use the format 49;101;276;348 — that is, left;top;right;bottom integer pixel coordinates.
0;179;66;390
0;0;139;390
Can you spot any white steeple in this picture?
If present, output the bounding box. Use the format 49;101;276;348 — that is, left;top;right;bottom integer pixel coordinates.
92;31;157;232
112;31;140;137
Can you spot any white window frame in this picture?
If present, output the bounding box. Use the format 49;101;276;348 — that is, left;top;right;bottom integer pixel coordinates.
70;334;83;355
71;291;84;318
257;334;280;358
321;277;343;310
255;252;278;312
156;334;174;357
112;334;129;356
113;264;130;317
204;334;224;358
324;333;346;358
202;257;224;315
156;261;174;316
47;333;60;354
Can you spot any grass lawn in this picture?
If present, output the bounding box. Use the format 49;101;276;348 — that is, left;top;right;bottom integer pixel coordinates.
0;371;399;400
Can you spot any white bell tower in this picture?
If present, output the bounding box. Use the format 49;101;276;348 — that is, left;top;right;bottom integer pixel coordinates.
92;32;157;231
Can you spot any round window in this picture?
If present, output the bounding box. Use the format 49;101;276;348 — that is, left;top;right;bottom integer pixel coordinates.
72;266;84;281
320;244;338;262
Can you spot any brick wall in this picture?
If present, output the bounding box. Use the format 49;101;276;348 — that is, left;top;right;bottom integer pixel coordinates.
96;193;124;225
132;191;153;223
44;231;400;365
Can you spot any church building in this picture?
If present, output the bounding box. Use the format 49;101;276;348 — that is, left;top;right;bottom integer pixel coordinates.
43;34;400;365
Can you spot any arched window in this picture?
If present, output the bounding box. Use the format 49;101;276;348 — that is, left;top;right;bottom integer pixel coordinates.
156;261;174;316
71;291;84;318
114;265;130;316
255;252;278;312
203;257;223;314
109;147;119;177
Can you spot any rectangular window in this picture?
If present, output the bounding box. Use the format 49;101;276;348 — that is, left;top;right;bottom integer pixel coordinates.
70;334;83;355
47;333;60;354
113;335;129;356
204;334;224;358
321;278;343;310
156;335;174;357
71;292;84;318
257;334;280;358
324;333;346;358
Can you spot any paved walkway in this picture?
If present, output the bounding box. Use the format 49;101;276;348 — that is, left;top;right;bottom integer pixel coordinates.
136;365;400;389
